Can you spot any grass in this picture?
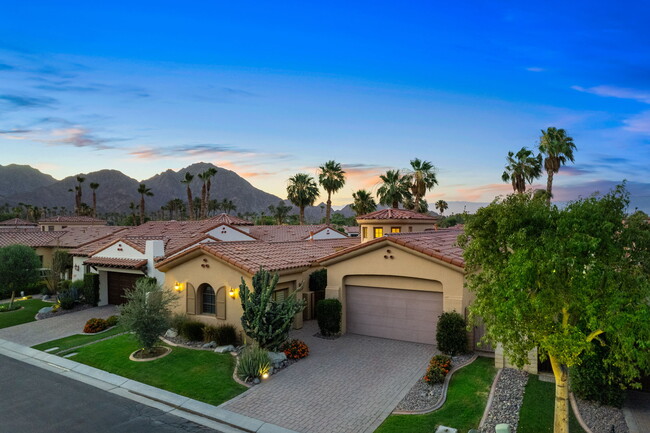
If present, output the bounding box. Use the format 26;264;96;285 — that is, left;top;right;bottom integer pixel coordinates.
32;326;126;354
518;375;586;433
0;299;52;329
376;356;497;433
69;333;246;406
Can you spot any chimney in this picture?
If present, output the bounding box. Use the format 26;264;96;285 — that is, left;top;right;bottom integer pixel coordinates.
309;231;314;241
145;240;165;282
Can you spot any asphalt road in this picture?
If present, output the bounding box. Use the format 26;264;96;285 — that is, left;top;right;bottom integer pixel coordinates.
0;354;221;433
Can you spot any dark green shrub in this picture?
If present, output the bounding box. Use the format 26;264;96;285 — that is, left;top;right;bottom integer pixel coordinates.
203;324;238;345
171;313;189;332
70;280;84;301
236;346;270;382
105;315;119;327
57;290;75;310
309;269;327;291
571;342;626;407
25;280;48;296
59;280;72;292
83;273;100;306
180;321;205;341
316;298;342;336
0;245;41;298
436;311;468;355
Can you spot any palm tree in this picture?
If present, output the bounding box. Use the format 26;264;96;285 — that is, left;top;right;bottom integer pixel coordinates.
435;200;448;215
89;182;99;218
407;158;438;213
539;127;576;203
287;173;320;225
180;172;195;220
220;199;236;215
351;190;377;217
75;176;85;215
137;184;153;225
204;167;218;218
128;202;139;226
268;201;293;224
502;147;543;194
318;160;346;225
377;170;411;209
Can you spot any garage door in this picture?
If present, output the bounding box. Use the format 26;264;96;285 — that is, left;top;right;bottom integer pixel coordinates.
107;272;142;305
346;285;443;344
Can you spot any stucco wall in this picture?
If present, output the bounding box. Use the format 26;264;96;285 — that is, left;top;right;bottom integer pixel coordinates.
35;246;54;269
357;221;435;243
205;225;256;241
94;242;144;259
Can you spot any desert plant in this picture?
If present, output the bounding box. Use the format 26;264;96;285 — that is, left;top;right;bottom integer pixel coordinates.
203;324;238;346
281;339;309;360
436;311;468;356
309;269;327;291
316;298;342;336
57;290;76;310
105;315;119;327
119;277;178;354
571;342;626;407
236;345;271;382
70;279;84;301
180;321;205;341
423;354;452;385
83;318;108;333
239;268;306;351
82;273;100;306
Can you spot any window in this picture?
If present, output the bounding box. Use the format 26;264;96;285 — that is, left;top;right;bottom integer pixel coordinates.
408;226;413;232
391;227;401;233
374;227;384;238
362;227;368;238
201;285;215;314
272;289;288;302
48;226;54;231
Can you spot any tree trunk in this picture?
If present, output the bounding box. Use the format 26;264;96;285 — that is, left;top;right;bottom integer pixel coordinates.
550;355;570;433
186;187;194;221
392;200;398;209
200;184;207;219
140;196;145;225
206;180;212;218
92;192;97;218
326;192;332;225
299;206;305;225
546;171;554;204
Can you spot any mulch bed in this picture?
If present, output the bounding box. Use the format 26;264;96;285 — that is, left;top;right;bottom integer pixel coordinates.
130;346;172;361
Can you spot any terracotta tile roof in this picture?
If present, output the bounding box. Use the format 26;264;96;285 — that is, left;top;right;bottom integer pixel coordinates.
319;226;465;269
158;238;360;274
0;218;37;226
44;226;128;248
344;226;360;234
356;208;438;221
38;216;107;224
84;257;148;270
248;225;343;243
205;213;254;226
0;231;65;248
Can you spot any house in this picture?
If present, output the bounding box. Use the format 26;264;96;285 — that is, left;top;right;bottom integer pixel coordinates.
0;218;38;231
38;216;107;232
356;208;440;242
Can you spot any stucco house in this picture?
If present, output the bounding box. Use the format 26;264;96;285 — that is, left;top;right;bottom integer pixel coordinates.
38;215;107;232
0;218;38;230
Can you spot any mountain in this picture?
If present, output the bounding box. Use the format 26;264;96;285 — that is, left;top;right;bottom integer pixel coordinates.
0;164;57;200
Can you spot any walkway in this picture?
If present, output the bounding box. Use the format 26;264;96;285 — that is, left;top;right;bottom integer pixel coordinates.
223;321;436;433
624;391;650;433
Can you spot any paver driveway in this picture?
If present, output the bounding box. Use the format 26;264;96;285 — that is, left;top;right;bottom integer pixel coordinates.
223;321;436;433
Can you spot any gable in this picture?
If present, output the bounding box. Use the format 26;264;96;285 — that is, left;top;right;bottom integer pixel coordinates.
205;224;256;242
310;227;348;240
93;240;145;259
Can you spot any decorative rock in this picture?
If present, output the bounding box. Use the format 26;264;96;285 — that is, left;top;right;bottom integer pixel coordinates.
575;397;629;433
253;378;260;385
435;426;458;433
480;368;528;433
38;307;53;314
214;345;236;353
164;329;178;338
42;295;50;301
268;351;287;367
202;341;217;349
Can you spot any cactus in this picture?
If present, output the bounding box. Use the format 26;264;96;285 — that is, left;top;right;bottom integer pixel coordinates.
239;268;306;351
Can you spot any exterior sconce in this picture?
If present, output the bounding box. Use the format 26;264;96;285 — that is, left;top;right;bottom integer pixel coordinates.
174;281;184;292
228;287;238;299
74;265;80;271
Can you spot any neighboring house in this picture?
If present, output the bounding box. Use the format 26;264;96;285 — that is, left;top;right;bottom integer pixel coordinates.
0;218;38;231
356;208;440;242
343;226;360;237
38;216;107;232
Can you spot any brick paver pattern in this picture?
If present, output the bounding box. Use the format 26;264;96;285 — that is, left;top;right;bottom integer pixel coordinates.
223;321;436;433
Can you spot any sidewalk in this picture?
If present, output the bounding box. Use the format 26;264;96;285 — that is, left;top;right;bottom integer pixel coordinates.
0;338;297;433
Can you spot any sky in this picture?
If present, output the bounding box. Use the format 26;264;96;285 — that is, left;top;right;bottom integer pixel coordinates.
0;1;649;210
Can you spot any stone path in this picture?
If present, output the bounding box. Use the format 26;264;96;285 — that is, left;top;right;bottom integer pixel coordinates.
223;321;436;433
0;304;119;346
624;391;650;433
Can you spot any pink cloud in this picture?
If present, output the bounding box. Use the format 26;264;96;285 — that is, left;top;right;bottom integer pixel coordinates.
623;111;650;134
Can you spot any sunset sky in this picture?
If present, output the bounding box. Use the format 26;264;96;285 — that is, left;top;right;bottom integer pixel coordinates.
1;1;648;209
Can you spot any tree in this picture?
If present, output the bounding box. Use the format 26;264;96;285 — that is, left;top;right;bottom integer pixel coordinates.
0;245;41;299
239;268;305;351
220;198;236;215
119;277;178;355
350;189;377;217
180;172;195;220
286;173;319;225
457;186;650;433
501;147;542;193
406;158;438;213
318;160;346;225
128;202;139;226
268;201;292;225
435;200;448;215
204;167;218;218
539;127;576;203
403;196;428;213
45;249;73;294
377;170;411;209
89;182;99;218
75;176;85;216
137;183;153;225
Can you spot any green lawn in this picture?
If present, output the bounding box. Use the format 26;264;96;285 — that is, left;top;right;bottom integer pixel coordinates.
32;326;126;354
376;356;496;433
518;375;585;433
69;334;246;406
0;299;52;329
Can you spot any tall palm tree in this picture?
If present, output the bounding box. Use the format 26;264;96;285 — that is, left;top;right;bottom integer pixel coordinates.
204;167;218;218
351;190;377;217
435;200;448;215
377;170;411;209
89;182;99;218
128;202;139;226
268;201;293;224
407;158;438;213
501;147;543;194
220;199;236;215
180;172;195;220
73;176;85;215
137;184;153;225
318;160;346;225
287;173;320;225
539;127;576;203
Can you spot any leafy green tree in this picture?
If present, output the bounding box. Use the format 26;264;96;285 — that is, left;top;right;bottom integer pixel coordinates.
137;183;153;225
377;170;411;209
268;201;293;224
406;158;438;212
539;127;576;203
239;268;305;351
286;173;319;225
435;199;448;215
458;186;650;433
318;160;346;225
501;147;542;193
181;172;195;220
351;189;377;217
0;245;41;299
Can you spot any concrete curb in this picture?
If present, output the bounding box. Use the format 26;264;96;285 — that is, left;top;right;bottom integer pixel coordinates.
569;392;595;433
0;338;298;433
479;367;503;428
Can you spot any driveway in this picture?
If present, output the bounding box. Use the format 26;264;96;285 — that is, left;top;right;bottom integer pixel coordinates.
0;304;119;346
223;321;436;433
624;391;650;433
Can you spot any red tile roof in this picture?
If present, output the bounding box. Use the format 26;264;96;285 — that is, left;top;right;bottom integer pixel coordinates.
38;216;107;224
45;226;128;248
0;218;37;226
0;231;65;248
248;225;344;243
205;213;254;226
344;226;360;234
84;257;148;270
356;208;438;221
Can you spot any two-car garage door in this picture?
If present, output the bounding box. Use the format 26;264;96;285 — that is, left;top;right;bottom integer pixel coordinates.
346;285;443;345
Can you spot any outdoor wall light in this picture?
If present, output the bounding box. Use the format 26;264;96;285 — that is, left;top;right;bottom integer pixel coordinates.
228;287;238;299
174;281;184;292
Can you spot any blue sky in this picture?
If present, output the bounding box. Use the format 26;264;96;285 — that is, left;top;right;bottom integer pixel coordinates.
0;1;649;210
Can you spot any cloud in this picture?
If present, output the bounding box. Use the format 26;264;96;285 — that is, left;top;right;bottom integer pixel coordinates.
0;129;32;134
49;127;117;150
623;110;650;134
453;182;526;202
31;77;150;98
557;166;593;177
572;85;650;104
551;180;650;212
129;144;253;159
526;67;545;72
0;63;14;71
0;94;58;109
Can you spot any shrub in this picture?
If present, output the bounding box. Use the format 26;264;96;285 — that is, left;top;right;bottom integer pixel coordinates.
236;346;270;382
436;311;468;356
26;280;48;296
316;298;342;336
59;279;72;292
309;269;327;291
423;354;452;385
82;273;100;306
180;321;205;342
0;244;41;298
170;313;189;333
105;315;119;327
281;339;309;360
203;324;238;346
57;290;75;310
84;318;108;333
571;342;626;407
70;280;85;301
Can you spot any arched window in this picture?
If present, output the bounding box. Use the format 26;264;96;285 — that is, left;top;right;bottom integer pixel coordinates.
200;284;215;314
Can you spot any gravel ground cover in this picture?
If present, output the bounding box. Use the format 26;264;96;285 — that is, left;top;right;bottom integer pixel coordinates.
575;397;629;433
480;368;528;433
